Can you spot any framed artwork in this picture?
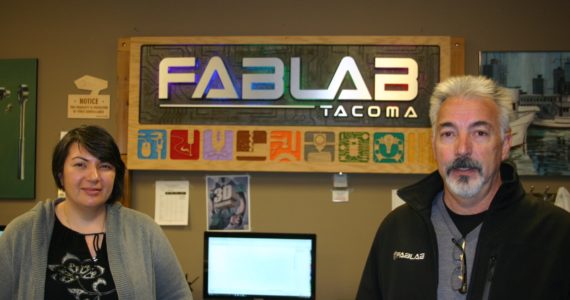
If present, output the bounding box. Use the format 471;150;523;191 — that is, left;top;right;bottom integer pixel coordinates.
0;59;38;198
480;51;570;176
206;175;251;231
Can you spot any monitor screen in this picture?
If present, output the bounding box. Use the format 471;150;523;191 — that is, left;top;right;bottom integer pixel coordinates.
203;231;316;300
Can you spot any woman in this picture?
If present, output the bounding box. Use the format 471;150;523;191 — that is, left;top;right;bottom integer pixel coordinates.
0;125;193;299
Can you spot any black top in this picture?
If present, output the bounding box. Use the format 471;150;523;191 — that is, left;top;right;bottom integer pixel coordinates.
445;203;487;237
44;217;118;300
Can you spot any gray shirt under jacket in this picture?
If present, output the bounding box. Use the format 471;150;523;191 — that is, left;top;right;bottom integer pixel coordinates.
432;192;482;300
0;198;193;300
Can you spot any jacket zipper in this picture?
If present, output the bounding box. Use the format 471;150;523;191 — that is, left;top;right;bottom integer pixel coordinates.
418;208;439;300
482;256;496;300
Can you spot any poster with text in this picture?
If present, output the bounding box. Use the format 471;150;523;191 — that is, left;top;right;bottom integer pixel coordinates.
206;175;250;231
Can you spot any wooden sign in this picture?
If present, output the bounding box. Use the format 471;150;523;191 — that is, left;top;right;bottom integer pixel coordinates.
118;36;464;173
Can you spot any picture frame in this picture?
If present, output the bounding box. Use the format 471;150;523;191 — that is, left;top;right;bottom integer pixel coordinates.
206;175;251;231
479;51;570;176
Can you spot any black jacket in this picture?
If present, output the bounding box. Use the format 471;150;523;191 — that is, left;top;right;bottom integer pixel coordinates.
357;163;570;300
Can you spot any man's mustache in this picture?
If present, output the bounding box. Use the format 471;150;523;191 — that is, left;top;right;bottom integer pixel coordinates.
446;155;483;176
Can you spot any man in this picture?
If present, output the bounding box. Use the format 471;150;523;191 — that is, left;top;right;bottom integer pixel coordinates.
357;75;570;299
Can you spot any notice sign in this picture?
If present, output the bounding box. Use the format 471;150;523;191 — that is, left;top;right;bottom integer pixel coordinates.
68;95;110;119
67;75;110;119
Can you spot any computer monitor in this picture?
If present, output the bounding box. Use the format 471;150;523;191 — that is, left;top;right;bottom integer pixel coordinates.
203;231;316;300
0;225;6;237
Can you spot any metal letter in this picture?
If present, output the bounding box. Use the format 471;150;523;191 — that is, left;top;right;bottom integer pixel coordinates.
374;58;418;101
158;57;196;99
330;57;372;100
290;57;333;100
386;106;400;118
192;56;238;99
352;105;364;117
242;58;284;100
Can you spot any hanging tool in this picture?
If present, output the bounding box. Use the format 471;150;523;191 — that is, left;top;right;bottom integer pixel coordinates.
0;87;11;100
17;84;29;180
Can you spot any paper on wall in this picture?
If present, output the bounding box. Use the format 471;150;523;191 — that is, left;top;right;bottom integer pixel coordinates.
155;180;189;225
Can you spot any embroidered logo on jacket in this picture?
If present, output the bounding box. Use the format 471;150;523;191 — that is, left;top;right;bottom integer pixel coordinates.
393;251;425;261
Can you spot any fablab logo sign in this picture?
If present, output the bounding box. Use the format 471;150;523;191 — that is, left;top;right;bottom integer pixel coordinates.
157;56;419;119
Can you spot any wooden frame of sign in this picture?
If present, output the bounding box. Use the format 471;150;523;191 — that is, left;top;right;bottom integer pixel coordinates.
116;36;464;174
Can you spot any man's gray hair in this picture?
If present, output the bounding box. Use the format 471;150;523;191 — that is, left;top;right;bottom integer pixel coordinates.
429;75;513;140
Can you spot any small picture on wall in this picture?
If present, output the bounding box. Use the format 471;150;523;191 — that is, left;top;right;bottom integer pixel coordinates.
479;51;570;176
206;175;250;231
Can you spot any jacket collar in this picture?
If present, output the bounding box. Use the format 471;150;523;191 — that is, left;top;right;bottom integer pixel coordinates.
490;161;526;210
398;161;525;213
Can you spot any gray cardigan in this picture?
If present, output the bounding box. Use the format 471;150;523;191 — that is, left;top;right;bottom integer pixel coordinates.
0;199;193;299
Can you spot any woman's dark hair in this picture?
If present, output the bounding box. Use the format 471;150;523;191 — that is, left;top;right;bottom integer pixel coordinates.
52;125;125;203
